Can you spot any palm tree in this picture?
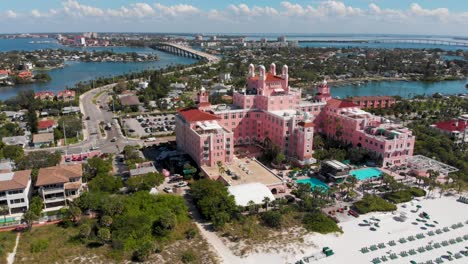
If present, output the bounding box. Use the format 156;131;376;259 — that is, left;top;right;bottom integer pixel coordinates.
247;200;256;215
216;161;225;176
262;197;271;212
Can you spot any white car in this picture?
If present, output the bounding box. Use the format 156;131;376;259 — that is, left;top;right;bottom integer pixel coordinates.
177;181;188;187
163;187;173;193
145;137;156;142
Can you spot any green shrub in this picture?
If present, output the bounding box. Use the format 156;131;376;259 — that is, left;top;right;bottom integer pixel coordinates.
302;212;342;234
181;249;196;263
384;187;426;203
384;191;413;203
30;239;49;253
260;211;282;228
409;187;426;197
354;195;397;214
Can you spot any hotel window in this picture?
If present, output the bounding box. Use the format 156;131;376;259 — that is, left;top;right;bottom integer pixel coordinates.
246;113;250;118
8;190;23;195
224;114;228;119
239;113;243;118
10;198;25;204
231;114;236;119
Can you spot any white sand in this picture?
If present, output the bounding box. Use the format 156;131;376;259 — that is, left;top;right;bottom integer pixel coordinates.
217;195;468;264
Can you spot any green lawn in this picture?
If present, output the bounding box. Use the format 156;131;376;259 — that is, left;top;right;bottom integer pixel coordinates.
0;231;18;264
14;224;111;264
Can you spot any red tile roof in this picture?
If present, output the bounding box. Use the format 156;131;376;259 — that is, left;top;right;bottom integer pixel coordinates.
326;98;359;109
35;91;55;98
248;73;284;82
0;170;31;192
178;108;219;122
57;89;76;98
348;96;395;101
38;120;56;129
434;120;468;132
298;121;314;128
36;164;82;186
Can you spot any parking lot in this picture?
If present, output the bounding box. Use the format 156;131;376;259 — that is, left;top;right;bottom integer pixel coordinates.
122;114;176;137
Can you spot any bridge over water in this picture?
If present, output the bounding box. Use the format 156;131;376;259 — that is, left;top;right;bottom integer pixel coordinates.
154;42;220;63
370;38;468;47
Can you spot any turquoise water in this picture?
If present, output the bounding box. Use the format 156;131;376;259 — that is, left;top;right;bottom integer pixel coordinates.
350;168;382;181
0;216;16;224
296;178;329;191
332;79;467;99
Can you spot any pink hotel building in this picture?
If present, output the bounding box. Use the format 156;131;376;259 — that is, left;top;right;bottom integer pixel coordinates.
176;64;415;168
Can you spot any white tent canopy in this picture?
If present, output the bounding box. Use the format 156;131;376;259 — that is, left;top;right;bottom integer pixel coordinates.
228;183;275;207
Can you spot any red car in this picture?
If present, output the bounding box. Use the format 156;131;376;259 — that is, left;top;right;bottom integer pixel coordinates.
348;209;359;218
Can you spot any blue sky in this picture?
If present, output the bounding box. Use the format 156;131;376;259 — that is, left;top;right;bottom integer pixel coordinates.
0;1;467;35
1;1;467;12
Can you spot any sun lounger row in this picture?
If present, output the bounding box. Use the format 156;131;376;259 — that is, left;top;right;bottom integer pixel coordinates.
456;196;468;204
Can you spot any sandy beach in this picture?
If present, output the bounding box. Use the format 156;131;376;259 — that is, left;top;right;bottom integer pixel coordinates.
215;195;467;264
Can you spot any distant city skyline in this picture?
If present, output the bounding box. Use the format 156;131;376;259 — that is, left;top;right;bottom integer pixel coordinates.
0;1;467;36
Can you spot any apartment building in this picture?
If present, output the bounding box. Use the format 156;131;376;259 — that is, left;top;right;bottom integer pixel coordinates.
0;170;32;215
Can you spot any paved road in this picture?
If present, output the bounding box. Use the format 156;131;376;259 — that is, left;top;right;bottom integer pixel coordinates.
26;83;175;155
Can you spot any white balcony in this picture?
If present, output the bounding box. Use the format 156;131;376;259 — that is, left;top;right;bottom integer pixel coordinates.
41;187;65;195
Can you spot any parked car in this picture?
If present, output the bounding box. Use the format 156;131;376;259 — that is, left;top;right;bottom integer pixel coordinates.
163;187;173;193
176;181;188;187
110;137;117;142
348;209;359;218
85;116;90;120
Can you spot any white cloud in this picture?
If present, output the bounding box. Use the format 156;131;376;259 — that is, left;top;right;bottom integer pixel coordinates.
63;0;104;17
409;3;449;20
0;1;467;34
5;10;17;18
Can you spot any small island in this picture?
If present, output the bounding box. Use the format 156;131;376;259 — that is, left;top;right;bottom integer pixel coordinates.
0;49;159;86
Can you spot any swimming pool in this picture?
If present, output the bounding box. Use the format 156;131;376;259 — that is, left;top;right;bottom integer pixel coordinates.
296;178;329;191
350;168;383;181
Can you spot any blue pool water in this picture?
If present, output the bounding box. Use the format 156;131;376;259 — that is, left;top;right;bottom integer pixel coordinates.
296;178;329;191
350;168;383;181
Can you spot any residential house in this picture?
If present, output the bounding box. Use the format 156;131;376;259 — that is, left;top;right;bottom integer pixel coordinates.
219;73;231;83
57;89;76;102
35;91;55;101
0;170;32;215
17;70;33;79
32;133;54;148
129;161;157;177
2;136;28;148
120;95;140;107
431;114;468;144
37;119;57;133
36;164;83;209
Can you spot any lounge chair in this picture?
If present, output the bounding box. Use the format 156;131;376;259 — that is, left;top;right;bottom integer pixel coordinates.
417;247;425;253
441;241;449;246
456;237;463;242
360;247;369;253
427;231;435;236
435;257;444;264
388;240;396;246
372;257;381;264
381;256;388;262
389;253;398;260
378;243;385;249
454;253;462;259
425;245;433;251
449;239;456;244
436;229;443;234
399;238;407;244
408;236;416;241
400;251;408;257
463;234;468;240
408;249;416;255
433;242;441;248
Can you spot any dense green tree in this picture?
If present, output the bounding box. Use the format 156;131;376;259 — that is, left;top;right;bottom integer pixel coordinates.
15;151;61;170
1;145;24;161
190;179;238;229
261;211;282;228
126;172;164;192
